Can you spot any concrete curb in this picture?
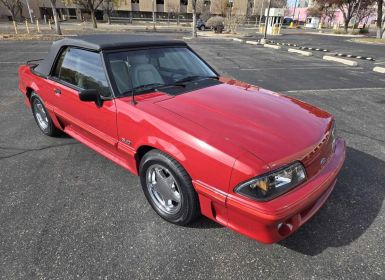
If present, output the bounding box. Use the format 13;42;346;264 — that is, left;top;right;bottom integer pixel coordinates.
300;46;329;52
264;44;281;50
288;48;313;56
233;38;245;43
335;53;375;61
323;55;358;66
373;66;385;74
245;40;260;45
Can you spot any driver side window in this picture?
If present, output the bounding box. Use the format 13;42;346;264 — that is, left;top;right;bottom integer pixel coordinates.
52;47;111;97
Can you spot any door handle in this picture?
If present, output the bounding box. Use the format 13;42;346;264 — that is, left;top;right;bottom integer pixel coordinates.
54;88;61;95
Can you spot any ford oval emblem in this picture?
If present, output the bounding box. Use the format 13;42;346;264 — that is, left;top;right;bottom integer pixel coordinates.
320;158;327;166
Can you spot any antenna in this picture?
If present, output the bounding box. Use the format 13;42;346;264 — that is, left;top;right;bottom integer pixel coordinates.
128;68;137;105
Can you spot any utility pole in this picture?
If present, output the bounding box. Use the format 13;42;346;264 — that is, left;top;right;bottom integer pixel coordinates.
355;0;363;28
192;0;197;38
261;0;271;44
292;0;298;19
152;0;156;29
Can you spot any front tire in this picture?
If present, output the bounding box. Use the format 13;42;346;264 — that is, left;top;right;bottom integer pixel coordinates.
139;150;200;225
30;92;61;137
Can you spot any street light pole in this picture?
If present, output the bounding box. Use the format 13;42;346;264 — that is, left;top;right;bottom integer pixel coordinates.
261;0;271;44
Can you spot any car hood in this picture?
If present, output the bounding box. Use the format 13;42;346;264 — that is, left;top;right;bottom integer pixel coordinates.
155;83;332;168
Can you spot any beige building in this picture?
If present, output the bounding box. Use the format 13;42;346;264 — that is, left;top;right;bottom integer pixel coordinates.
1;0;265;21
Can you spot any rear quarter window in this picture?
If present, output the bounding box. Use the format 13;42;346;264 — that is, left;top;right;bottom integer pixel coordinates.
52;48;111;97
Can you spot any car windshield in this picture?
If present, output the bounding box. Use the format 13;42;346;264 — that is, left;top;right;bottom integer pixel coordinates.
106;47;217;96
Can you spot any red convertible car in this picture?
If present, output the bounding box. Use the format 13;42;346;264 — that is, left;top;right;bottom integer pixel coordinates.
18;35;346;243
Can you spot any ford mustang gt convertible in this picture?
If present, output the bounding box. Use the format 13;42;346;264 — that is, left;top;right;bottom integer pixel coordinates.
18;35;346;243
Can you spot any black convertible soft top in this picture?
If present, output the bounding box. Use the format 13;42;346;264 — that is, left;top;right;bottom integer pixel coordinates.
33;34;187;77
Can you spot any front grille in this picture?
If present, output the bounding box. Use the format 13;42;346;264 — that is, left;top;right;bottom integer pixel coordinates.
302;129;334;178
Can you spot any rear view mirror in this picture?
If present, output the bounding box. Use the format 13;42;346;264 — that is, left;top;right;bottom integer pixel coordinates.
79;89;103;107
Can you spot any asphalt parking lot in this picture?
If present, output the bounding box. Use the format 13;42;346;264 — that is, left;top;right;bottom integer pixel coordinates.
249;32;385;63
1;37;385;279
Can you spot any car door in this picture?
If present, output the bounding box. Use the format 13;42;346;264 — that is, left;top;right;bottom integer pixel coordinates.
50;47;119;155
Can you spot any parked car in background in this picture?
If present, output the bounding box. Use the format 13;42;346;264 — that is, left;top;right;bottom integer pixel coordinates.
18;35;346;243
196;18;206;30
283;17;294;26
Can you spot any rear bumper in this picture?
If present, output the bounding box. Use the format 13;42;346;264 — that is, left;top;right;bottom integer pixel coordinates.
226;137;346;244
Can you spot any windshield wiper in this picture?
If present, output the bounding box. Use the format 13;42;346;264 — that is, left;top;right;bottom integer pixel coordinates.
132;83;165;92
121;76;219;98
173;75;219;86
121;83;166;97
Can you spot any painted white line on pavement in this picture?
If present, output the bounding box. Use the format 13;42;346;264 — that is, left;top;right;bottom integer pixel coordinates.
10;51;48;54
287;87;385;93
238;66;364;71
0;62;25;64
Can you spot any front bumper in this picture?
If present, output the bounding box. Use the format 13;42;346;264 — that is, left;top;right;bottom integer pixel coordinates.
226;137;346;244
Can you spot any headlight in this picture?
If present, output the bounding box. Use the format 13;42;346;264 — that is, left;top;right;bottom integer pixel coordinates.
234;162;307;201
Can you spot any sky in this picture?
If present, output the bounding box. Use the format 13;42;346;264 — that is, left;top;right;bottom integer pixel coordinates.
286;0;299;8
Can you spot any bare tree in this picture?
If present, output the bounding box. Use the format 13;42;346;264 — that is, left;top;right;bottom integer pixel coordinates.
376;0;384;38
318;0;372;32
195;0;204;12
166;1;180;25
318;2;337;27
271;0;286;7
210;0;228;16
102;0;119;24
227;13;246;33
307;6;323;17
49;0;62;35
16;0;22;20
66;0;104;28
354;2;375;28
0;0;21;21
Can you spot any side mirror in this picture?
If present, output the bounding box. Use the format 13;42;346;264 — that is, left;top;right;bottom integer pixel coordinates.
79;89;103;107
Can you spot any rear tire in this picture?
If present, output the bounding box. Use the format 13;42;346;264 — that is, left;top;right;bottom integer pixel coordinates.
30;92;61;137
139;149;200;225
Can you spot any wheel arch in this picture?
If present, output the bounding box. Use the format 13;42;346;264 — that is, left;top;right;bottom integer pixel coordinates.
26;87;34;103
134;140;188;176
135;145;156;170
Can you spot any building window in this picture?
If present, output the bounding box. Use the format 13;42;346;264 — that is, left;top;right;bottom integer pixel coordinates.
131;0;139;3
156;0;164;4
180;0;188;5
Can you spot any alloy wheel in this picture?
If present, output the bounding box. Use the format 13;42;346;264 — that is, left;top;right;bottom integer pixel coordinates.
146;164;182;215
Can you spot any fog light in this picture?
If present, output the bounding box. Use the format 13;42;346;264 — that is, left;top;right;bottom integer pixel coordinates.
277;221;293;236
